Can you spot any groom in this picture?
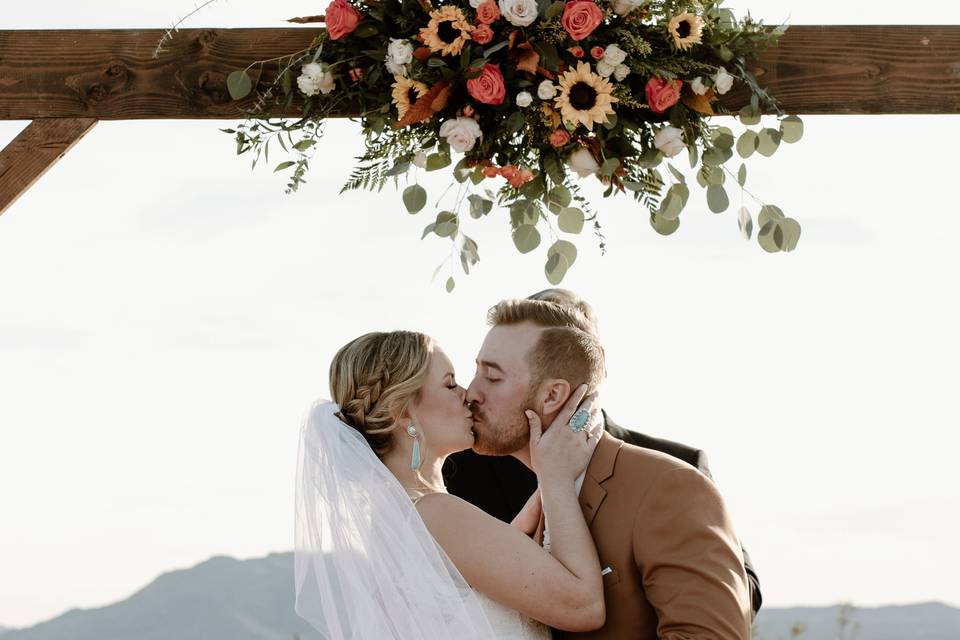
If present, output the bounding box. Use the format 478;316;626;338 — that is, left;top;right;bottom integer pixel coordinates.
458;298;752;639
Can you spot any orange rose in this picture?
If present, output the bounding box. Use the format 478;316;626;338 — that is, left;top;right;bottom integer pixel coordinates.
561;0;603;41
471;23;495;45
325;0;362;40
645;76;682;114
467;64;506;105
482;165;501;178
476;0;501;24
568;46;585;58
590;46;605;60
549;128;571;147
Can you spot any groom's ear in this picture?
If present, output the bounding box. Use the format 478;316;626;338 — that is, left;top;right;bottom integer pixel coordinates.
539;379;572;421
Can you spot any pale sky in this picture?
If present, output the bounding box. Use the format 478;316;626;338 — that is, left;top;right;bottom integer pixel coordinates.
2;0;959;630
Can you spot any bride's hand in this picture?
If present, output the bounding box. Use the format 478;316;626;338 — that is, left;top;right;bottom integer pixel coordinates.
526;384;600;484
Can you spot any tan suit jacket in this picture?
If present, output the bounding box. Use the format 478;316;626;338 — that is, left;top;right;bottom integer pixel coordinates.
549;433;752;640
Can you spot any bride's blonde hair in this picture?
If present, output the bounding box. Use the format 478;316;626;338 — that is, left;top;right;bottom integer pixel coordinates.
329;331;434;457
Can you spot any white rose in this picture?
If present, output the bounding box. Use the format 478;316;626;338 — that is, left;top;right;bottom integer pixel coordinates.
610;0;644;15
516;91;533;108
387;38;414;65
691;76;709;95
596;60;615;78
613;63;630;82
602;44;628;66
537;80;557;100
498;0;538;26
567;148;600;178
469;0;484;7
297;62;335;96
439;117;482;153
714;68;735;95
385;59;407;77
412;150;428;169
653;126;685;157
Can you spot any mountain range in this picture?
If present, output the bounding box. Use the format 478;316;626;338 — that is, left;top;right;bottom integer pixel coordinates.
3;553;957;639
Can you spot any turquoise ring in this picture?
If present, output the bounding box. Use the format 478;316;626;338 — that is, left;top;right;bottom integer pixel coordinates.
568;408;590;433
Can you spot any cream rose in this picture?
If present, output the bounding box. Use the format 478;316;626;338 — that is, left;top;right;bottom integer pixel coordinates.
654;126;685;157
691;76;709;96
714;68;735;95
567;148;600;178
439;117;482;153
537;80;557;100
610;0;644;15
602;44;628;66
297;62;335;96
596;60;615;78
412;150;428;169
516;91;533;108
613;63;630;82
498;0;538;26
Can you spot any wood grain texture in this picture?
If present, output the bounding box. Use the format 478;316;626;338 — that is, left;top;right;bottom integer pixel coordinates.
1;26;959;120
0;118;98;216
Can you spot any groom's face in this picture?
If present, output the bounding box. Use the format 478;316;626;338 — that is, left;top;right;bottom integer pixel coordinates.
467;322;542;455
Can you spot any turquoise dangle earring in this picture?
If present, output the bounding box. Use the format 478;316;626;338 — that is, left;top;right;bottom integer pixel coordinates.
406;423;422;471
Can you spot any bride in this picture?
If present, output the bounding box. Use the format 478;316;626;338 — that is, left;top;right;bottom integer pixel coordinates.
295;330;605;638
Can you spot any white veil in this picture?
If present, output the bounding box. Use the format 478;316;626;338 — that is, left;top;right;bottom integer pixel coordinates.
294;399;496;639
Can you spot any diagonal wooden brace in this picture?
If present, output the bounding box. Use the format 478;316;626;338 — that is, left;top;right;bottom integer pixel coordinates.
0;118;97;217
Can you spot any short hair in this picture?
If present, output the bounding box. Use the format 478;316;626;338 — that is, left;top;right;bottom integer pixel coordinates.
487;299;605;394
525;288;599;335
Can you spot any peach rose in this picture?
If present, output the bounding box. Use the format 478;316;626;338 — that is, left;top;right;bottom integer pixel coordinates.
562;0;604;41
325;0;362;40
645;76;682;114
509;168;535;188
549;128;571;147
471;23;495;45
568;46;585;58
467;63;506;105
476;0;501;24
590;46;605;60
482;165;501;178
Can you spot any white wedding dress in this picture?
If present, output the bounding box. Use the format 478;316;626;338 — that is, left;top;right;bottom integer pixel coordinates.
474;589;552;639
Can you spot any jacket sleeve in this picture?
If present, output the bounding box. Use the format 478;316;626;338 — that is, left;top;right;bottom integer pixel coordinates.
632;466;752;640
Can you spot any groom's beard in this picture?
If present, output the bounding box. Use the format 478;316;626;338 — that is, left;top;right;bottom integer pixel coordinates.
470;388;537;456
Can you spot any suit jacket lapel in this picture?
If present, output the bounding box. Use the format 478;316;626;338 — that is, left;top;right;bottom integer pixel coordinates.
579;432;622;526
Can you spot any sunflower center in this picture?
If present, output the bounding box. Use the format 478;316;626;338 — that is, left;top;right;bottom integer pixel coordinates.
569;82;598;111
407;87;420;104
676;20;692;39
438;20;462;44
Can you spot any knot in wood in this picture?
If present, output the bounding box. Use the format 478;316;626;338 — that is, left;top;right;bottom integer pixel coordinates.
198;30;218;47
86;84;108;101
197;70;230;105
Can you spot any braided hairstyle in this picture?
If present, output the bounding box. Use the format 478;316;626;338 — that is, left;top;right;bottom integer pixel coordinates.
329;331;434;457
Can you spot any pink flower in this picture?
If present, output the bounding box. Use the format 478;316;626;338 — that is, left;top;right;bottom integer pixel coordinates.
568;46;585;58
549;128;571;147
467;63;506;105
590;46;605;60
325;0;362;40
476;0;501;24
561;0;604;41
471;23;495;45
482;165;501;178
645;76;682;114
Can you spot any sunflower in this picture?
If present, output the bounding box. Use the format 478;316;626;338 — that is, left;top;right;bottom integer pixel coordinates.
554;61;617;130
668;12;704;51
391;75;429;119
419;5;473;56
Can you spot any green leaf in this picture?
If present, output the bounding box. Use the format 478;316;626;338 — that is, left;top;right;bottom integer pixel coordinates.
778;217;802;251
599;157;620;177
757;129;782;157
512;224;541;254
737;130;758;158
737;164;747;187
650;212;680;236
737;206;753;241
505;111;525;134
639;148;664;169
545;0;566;19
758;204;785;228
739;104;762;126
658;183;689;220
667;163;686;184
403;185;427;214
548;239;578;265
434;211;458;238
483;41;509;57
780;116;804;144
273;161;296;172
548;185;572;207
706;184;729;213
712;127;735;150
468;194;494;219
758;220;782;253
445;277;456;293
293;139;316;151
544;251;570;285
426;153;452;171
227;70;253;100
558;207;585;234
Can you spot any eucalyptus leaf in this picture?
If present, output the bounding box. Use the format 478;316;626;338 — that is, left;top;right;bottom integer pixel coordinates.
659;184;689;220
402;185;427;214
548;185;572;207
739;104;762;126
667;164;686;184
737;164;747;187
468;194;494;219
227;70;253;100
758;220;782;253
650;212;680;236
757;129;782;157
778;217;802;251
548;239;577;266
426;153;452;171
706;184;730;213
273;161;296;172
737;206;753;241
737;130;758;158
445;277;456;293
512;224;541;254
780;116;804;144
758;204;785;228
558;207;585;234
544;251;570;285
